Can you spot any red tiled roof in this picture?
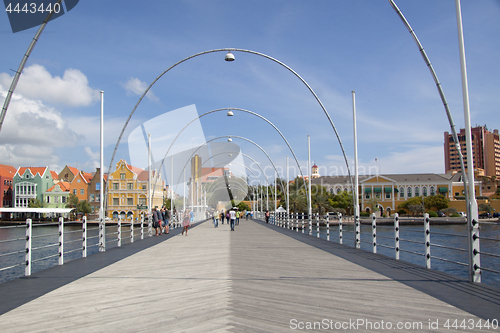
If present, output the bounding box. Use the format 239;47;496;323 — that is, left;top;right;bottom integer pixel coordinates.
81;171;93;183
67;166;79;175
0;164;16;178
47;181;71;192
50;171;58;179
16;167;47;178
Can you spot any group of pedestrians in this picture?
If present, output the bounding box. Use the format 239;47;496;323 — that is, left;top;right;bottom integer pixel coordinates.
152;207;170;236
213;209;247;231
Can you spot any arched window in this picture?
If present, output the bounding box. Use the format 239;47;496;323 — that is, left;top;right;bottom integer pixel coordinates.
423;187;427;197
399;187;404;198
430;186;435;195
407;187;412;198
415;187;420;197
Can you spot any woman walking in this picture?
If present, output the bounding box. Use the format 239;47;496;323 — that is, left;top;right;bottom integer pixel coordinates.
182;209;190;236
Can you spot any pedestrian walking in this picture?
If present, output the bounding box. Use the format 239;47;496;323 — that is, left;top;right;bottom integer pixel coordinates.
229;209;236;231
182;209;190;236
162;207;170;234
152;207;161;235
220;210;225;224
235;209;240;225
213;211;219;228
265;210;270;224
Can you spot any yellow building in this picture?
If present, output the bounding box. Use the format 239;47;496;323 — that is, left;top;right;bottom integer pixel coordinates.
107;159;164;219
312;173;483;216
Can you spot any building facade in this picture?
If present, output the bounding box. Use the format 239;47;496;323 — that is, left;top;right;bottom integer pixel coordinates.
107;159;163;219
13;167;55;208
444;126;500;177
88;168;107;217
45;181;70;209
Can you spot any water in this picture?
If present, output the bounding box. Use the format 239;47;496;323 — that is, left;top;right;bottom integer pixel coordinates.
0;223;138;284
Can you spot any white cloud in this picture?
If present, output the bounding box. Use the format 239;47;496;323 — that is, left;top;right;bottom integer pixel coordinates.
122;77;159;102
84;146;100;160
0;64;100;107
0;84;83;167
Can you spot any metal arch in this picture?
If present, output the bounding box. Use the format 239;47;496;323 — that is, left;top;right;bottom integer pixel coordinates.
152;107;306;200
0;0;64;133
171;135;280;195
106;48;353;213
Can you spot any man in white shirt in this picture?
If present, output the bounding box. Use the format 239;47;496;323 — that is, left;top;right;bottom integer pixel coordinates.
229;209;236;231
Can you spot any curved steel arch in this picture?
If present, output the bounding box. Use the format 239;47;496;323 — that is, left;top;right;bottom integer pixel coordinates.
107;48;353;212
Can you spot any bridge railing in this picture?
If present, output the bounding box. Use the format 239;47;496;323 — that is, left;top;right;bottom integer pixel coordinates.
264;211;500;286
0;215;158;282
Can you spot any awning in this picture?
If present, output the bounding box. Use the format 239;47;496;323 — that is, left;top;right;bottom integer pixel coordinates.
439;187;448;193
384;187;392;193
364;188;372;193
374;187;382;193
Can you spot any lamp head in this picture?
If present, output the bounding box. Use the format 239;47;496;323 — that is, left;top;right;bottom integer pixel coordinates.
227;110;234;116
228;138;232;142
225;52;235;62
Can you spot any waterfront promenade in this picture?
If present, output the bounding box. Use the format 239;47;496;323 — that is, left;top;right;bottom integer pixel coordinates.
0;219;499;332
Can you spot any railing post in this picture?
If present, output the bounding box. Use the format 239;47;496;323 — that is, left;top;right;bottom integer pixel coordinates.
25;218;32;276
394;213;400;260
82;216;87;258
326;215;330;241
355;212;360;249
59;216;64;265
301;213;304;234
470;218;481;282
99;214;105;252
140;215;144;240
117;216;122;247
309;212;312;236
338;213;343;244
424;213;431;269
372;213;377;254
130;217;134;243
316;213;320;238
148;213;152;237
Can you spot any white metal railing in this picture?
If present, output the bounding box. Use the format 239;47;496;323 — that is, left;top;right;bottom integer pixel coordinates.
259;211;500;285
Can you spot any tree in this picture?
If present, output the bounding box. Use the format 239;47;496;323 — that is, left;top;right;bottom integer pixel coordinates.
28;198;43;208
408;204;424;216
478;203;494;213
66;193;79;209
77;200;92;215
236;201;250;211
288;192;307;213
365;197;379;213
425;195;448;211
329;191;352;212
313;194;331;215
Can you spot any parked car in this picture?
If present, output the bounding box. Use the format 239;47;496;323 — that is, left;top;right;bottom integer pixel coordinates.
492;212;500;218
458;212;466;217
479;212;492;219
436;211;446;217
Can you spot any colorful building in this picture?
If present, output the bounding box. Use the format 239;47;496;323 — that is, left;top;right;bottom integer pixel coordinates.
0;164;16;219
107;159;164;219
13;167;55;208
44;181;70;209
88;168;107;217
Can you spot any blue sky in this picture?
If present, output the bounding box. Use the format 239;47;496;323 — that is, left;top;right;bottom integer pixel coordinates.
0;0;499;185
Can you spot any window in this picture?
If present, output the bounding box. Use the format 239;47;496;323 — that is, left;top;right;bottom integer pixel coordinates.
96;183;100;191
423;187;427;197
415;187;420;197
142;184;146;190
62;196;66;203
407;187;412;198
90;194;94;202
120;173;126;180
365;193;370;199
46;196;50;203
55;196;59;203
113;198;119;206
80;189;85;195
113;183;119;190
73;189;77;195
430;186;435;195
385;193;391;199
127;198;133;206
77;179;81;183
127;183;134;190
139;197;146;205
96;194;100;202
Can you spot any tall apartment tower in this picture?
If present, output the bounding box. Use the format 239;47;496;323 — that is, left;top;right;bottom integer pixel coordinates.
444;126;500;177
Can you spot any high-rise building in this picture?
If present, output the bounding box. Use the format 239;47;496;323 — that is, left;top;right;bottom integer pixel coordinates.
444;126;500;177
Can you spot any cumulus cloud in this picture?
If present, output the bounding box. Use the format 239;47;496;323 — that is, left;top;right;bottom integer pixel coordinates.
0;82;84;167
122;77;159;102
0;64;100;107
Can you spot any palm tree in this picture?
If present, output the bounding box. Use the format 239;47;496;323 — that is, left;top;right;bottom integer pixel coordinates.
313;194;331;216
288;192;307;213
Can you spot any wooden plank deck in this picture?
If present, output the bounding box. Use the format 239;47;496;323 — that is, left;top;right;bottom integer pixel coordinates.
0;219;499;332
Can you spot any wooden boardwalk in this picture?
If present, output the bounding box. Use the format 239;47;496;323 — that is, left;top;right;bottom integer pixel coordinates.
0;219;499;332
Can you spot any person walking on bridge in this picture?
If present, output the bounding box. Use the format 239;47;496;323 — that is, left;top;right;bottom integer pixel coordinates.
213;211;219;228
229;208;236;231
182;209;190;236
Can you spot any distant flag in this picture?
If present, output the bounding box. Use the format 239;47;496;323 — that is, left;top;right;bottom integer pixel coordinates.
375;157;378;162
4;0;79;33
